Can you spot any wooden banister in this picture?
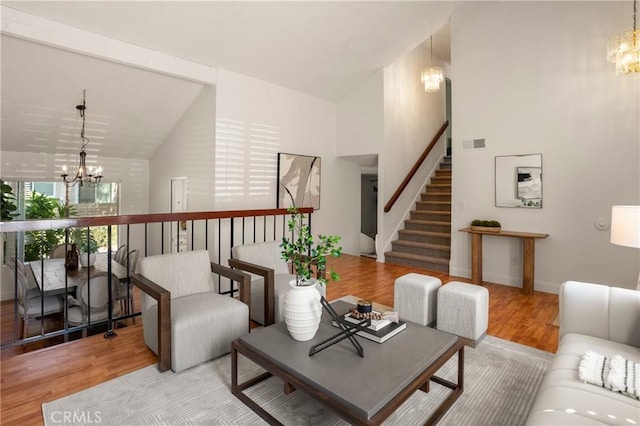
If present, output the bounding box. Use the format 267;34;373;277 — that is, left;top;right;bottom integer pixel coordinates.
384;121;449;213
0;207;313;233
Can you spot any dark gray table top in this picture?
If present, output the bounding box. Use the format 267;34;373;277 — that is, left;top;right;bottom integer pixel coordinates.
238;300;458;419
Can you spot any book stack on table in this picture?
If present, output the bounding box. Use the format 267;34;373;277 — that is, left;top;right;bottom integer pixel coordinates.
334;311;406;343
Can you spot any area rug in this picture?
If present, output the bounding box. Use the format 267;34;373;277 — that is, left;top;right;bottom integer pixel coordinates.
42;335;552;425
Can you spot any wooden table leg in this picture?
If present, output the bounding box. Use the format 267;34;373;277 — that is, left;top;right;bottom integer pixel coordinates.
522;238;535;295
471;233;483;284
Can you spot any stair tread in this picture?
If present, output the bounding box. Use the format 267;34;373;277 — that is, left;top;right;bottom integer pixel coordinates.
411;209;451;215
416;201;451;205
405;219;451;226
392;240;450;251
398;229;451;237
384;251;450;265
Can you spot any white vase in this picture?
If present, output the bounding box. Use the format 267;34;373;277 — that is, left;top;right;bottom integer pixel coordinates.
79;252;96;267
282;280;323;341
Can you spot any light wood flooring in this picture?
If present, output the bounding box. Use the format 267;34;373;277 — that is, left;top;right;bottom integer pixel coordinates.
0;254;558;425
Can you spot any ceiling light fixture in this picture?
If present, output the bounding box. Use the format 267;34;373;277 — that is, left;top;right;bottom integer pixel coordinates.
608;0;640;75
421;35;444;92
61;90;103;188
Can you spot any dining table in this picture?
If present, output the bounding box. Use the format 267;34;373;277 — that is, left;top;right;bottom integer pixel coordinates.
28;253;129;296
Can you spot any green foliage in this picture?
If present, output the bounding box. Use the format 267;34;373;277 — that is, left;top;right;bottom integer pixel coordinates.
471;219;501;227
90;226;112;250
521;198;541;207
24;192;66;261
1;180;18;221
72;227;99;253
281;207;343;286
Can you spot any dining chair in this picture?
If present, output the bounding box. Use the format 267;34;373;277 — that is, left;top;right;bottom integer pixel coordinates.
114;244;128;265
67;272;121;335
8;257;65;339
117;249;139;315
49;243;76;259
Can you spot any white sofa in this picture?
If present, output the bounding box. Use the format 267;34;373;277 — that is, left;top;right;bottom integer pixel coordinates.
526;281;640;425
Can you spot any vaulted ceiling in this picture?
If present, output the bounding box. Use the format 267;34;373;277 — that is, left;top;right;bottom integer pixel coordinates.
1;1;454;162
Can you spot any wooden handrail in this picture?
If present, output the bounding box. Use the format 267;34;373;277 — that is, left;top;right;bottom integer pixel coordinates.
384;121;449;213
0;207;313;233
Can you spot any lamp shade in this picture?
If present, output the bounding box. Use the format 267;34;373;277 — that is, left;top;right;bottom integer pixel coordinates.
610;205;640;248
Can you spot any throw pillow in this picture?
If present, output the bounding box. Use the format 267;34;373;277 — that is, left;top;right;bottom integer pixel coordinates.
607;354;640;400
579;350;640;400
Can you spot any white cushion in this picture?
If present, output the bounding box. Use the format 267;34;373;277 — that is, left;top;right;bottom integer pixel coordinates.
231;241;289;275
526;333;640;425
437;281;489;340
142;291;249;372
394;273;441;326
138;250;215;311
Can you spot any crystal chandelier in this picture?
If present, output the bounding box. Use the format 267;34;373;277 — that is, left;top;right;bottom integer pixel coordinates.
61;90;103;187
421;35;444;92
608;0;640;75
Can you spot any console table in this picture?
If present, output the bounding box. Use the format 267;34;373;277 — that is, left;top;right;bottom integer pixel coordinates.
460;227;549;295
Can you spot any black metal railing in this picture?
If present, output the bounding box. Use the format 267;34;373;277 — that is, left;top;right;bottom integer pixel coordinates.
0;207;313;347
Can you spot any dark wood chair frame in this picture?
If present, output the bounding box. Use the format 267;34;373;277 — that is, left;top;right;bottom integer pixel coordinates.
228;256;325;327
132;262;251;372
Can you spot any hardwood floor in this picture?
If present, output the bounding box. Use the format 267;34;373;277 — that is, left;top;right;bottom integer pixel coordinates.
0;254;558;425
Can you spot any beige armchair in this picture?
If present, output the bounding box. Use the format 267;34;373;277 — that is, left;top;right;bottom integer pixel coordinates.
228;240;325;326
132;250;251;373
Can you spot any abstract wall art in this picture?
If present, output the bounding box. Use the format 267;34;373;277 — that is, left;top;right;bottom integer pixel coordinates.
277;152;321;209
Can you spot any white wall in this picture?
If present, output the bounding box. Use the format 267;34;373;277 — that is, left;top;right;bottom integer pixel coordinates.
215;68;361;255
147;85;216;255
450;1;640;292
336;70;385;157
381;43;447;256
149;85;216;214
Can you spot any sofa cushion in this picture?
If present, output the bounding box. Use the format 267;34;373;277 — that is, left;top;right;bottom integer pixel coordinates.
138;250;215;311
231;241;290;275
143;291;249;372
560;281;640;347
526;333;640;425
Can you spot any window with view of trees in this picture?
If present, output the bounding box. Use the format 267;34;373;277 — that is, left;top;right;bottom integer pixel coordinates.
2;181;120;261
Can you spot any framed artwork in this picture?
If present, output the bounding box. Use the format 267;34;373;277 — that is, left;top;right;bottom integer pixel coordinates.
516;167;542;200
277;153;321;209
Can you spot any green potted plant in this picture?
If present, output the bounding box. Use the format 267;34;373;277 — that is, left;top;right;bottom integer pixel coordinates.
24;192;66;261
279;205;343;341
74;227;99;267
470;219;502;233
281;207;342;286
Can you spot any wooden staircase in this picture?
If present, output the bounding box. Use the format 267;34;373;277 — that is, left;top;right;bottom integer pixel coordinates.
384;157;451;272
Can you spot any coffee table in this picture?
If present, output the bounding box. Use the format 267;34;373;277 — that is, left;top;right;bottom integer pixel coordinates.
231;300;464;425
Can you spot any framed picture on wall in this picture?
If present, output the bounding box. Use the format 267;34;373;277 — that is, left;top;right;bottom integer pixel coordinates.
516;167;542;200
277;152;321;209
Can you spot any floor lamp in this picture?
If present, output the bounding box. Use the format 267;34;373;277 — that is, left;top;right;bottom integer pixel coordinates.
610;205;640;290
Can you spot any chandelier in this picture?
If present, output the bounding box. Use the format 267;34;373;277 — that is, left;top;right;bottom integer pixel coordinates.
421;35;444;92
608;0;640;75
61;90;103;187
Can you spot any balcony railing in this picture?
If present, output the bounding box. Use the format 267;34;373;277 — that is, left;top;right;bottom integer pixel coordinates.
0;207;313;347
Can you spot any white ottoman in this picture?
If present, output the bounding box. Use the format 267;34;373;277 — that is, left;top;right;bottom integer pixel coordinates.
394;273;442;326
437;281;489;346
